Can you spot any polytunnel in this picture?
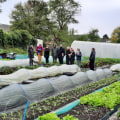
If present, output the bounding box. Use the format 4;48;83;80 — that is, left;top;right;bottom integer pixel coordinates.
0;68;112;112
0;64;80;86
71;41;120;58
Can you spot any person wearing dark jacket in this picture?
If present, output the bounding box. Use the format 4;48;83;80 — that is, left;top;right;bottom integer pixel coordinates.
76;48;82;68
28;45;34;66
89;48;95;70
70;49;75;64
44;46;50;64
66;46;71;65
52;44;58;63
57;44;65;64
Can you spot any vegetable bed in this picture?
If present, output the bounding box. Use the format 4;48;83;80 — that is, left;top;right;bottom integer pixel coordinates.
60;80;120;120
0;75;118;120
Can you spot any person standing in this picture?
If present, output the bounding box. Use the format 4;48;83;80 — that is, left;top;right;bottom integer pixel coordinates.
89;48;96;70
66;46;71;65
70;49;75;64
52;44;58;64
57;44;65;64
28;45;34;66
36;44;43;65
76;48;82;68
44;45;50;64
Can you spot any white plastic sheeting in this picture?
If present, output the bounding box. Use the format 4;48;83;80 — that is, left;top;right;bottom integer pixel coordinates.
0;64;80;86
0;56;39;67
71;41;120;58
0;68;112;112
110;64;120;72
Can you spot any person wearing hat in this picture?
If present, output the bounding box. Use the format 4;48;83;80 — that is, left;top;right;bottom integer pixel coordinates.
57;44;65;64
66;46;71;65
52;44;58;64
44;45;50;64
70;48;75;64
28;45;34;66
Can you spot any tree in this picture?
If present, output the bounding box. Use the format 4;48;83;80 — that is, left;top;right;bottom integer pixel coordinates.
88;29;101;42
111;27;120;43
102;34;109;42
76;34;88;41
0;29;7;48
10;0;50;39
6;30;37;49
49;0;81;43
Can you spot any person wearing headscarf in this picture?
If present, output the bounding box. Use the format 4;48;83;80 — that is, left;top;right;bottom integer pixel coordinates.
28;45;34;66
57;44;65;64
36;44;43;64
44;45;50;64
89;48;96;70
66;46;71;65
70;48;75;64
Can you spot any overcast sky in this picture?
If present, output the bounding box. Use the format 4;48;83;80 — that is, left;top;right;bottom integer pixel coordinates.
0;0;120;37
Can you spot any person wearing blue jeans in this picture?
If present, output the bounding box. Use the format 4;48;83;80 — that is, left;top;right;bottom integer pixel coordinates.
76;48;82;68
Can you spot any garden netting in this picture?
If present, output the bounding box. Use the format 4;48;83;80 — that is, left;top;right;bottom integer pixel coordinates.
0;56;41;67
0;64;80;86
0;68;112;112
71;41;120;58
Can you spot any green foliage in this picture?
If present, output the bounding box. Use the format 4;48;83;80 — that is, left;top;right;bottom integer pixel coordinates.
62;114;78;120
49;0;80;43
75;34;88;41
117;108;120;118
0;48;27;54
74;29;101;42
0;29;37;49
111;26;120;43
10;0;80;44
38;113;78;120
38;113;60;120
10;0;50;39
80;81;120;110
0;29;7;48
88;29;101;42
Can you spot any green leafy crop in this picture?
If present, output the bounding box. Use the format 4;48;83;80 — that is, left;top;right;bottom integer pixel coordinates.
80;81;120;110
38;113;60;120
38;113;78;120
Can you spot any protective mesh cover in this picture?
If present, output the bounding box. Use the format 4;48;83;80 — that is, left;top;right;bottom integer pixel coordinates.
95;69;106;80
110;64;120;72
86;70;98;81
103;69;113;78
0;56;44;67
71;41;120;58
71;72;88;86
0;64;80;86
0;59;30;67
0;68;112;112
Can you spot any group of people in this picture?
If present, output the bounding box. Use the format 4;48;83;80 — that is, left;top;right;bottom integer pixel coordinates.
28;44;96;70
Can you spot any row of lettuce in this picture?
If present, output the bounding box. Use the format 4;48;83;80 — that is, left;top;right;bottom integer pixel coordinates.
38;113;78;120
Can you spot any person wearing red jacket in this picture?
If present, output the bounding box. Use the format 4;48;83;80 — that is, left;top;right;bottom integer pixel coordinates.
36;44;43;64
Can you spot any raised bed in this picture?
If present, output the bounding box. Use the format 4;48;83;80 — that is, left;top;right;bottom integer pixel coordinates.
0;75;118;120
